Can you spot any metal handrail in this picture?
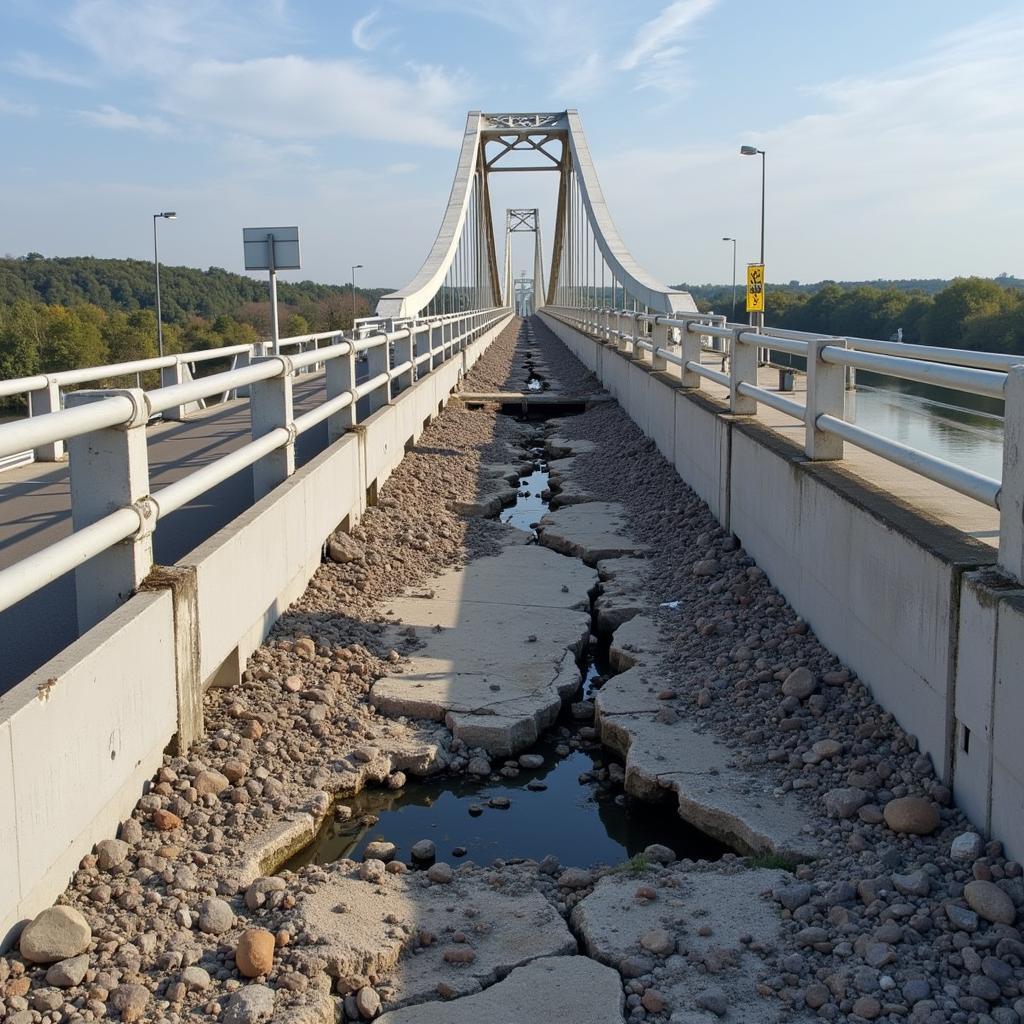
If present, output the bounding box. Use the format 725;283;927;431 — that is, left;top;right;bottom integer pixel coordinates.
0;305;508;616
543;304;1013;512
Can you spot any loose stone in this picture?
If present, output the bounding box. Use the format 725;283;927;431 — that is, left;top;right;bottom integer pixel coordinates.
882;796;940;835
235;929;275;978
964;879;1017;924
19;906;92;964
197;896;234;935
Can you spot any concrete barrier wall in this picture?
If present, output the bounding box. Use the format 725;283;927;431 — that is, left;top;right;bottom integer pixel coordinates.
0;592;177;945
0;314;512;946
540;311;1024;857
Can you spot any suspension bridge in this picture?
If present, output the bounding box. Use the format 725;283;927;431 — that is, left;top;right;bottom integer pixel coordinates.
1;110;1023;1023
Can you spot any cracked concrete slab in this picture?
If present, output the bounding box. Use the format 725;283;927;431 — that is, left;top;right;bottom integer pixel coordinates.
545;433;597;459
371;543;598;756
376;956;626;1024
594;559;651;633
289;864;577;1011
608;615;668;672
571;866;814;1023
548;456;598;509
537;502;650;566
596;709;820;860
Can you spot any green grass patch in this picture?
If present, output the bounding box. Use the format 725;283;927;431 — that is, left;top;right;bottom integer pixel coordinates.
611;852;651;875
746;852;799;872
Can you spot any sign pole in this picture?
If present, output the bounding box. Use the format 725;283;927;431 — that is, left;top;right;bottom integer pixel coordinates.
267;233;280;356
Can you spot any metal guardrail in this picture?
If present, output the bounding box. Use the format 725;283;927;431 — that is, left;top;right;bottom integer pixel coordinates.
0;306;508;620
544;304;1024;583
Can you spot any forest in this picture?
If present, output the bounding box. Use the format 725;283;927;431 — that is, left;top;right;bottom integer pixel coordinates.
678;275;1024;354
0;254;391;385
1;255;1022;401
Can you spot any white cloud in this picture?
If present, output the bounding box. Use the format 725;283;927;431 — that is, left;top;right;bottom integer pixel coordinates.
78;104;172;135
62;0;291;75
5;51;93;88
0;96;37;116
352;10;394;52
617;0;717;70
162;56;465;147
596;11;1024;283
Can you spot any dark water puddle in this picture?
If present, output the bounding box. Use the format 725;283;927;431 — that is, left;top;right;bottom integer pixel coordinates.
283;727;726;872
500;448;549;534
285;637;727;873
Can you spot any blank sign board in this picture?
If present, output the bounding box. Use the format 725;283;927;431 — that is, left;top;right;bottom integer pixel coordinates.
243;226;300;271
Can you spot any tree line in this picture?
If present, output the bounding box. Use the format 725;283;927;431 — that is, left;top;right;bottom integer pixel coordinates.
678;276;1024;354
0;254;394;402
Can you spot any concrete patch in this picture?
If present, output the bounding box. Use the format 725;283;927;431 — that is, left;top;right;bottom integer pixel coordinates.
376;956;626;1024
597;709;820;860
545;434;597;459
571;866;814;1023
290;864;577;1010
371;544;598;756
594;557;651;633
537;502;650;566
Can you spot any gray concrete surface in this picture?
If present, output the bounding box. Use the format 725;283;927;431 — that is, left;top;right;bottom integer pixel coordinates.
370;540;598;756
376;956;626;1024
571;866;814;1023
291;865;577;1010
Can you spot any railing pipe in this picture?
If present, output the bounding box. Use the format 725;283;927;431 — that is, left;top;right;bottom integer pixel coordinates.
816;413;1001;507
0;395;135;460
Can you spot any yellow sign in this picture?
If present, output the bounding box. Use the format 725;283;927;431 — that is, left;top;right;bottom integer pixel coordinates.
746;263;765;313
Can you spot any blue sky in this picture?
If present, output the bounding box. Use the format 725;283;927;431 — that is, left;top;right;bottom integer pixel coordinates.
1;0;1022;289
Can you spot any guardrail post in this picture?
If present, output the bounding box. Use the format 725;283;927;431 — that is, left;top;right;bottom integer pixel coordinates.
679;322;702;388
65;388;154;631
429;322;442;369
250;355;295;500
651;319;671;372
325;343;357;444
393;324;414;394
805;338;846;460
159;358;189;421
365;332;390;414
30;377;65;461
998;365;1024;582
729;328;758;414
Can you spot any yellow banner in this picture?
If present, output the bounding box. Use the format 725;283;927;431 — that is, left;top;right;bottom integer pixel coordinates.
746;263;765;313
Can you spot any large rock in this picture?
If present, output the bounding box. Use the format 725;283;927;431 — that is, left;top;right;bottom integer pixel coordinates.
964;880;1017;925
781;668;816;700
45;954;89;987
224;984;276;1024
236;929;275;978
19;906;92;964
374;956;625;1024
328;532;365;564
197;897;235;935
883;796;940;835
109;983;149;1022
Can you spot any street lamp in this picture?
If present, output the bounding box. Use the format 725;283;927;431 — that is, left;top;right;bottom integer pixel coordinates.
153;211;177;358
351;264;363;330
721;237;737;322
739;145;766;330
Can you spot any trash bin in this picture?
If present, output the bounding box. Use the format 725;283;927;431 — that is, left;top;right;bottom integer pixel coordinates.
779;368;794;392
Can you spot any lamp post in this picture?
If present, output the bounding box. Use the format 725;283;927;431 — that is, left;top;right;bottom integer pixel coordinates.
350;264;363;331
721;237;737;322
739;145;765;330
152;211;177;358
